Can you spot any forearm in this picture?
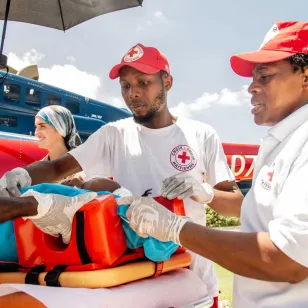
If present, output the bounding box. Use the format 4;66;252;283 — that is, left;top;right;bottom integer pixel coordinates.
208;186;243;217
82;178;121;192
25;154;82;185
180;222;306;283
0;196;37;222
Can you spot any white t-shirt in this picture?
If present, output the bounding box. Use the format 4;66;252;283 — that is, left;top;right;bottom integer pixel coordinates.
70;116;235;297
233;104;308;308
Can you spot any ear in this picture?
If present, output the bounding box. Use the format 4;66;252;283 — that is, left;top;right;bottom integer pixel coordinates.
303;65;308;89
163;75;173;91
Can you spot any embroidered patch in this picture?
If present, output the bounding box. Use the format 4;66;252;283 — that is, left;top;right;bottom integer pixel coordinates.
260;162;275;190
170;145;197;172
123;45;144;62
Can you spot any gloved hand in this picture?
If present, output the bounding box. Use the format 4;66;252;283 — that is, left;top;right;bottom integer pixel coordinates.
0;186;10;198
160;175;214;204
21;190;97;244
113;186;133;198
116;197;191;245
0;168;32;197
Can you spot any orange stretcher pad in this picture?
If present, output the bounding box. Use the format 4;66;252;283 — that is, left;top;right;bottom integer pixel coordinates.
0;194;191;288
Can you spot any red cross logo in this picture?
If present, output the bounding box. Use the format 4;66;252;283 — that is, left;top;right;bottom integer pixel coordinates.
124;45;144;62
267;170;274;182
127;48;138;58
178;151;191;164
170;145;197;172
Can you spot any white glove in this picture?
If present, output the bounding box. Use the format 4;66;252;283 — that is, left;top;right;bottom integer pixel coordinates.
0;186;10;198
116;197;191;245
160;175;214;204
21;190;97;244
113;186;133;198
0;168;32;197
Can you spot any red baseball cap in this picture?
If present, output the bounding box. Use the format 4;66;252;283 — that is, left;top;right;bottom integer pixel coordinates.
109;43;170;79
230;21;308;77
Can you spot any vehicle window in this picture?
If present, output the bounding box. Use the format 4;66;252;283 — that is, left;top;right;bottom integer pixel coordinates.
66;99;80;115
25;88;41;106
3;83;20;103
46;94;61;106
0;115;18;127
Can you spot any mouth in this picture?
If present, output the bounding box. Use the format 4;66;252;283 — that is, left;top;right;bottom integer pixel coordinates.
130;104;146;112
251;100;263;115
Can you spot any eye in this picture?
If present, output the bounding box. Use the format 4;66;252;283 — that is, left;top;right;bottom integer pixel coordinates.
139;81;149;87
121;84;130;90
260;74;272;83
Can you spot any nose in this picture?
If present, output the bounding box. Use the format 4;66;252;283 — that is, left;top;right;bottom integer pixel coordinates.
128;85;141;100
34;128;41;138
248;78;261;95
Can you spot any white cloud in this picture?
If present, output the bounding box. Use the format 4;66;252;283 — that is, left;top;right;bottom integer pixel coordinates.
108;97;126;109
153;11;167;23
7;49;45;71
136;24;144;33
170;85;251;118
66;56;76;64
39;65;101;99
136;11;167;32
7;50;101;99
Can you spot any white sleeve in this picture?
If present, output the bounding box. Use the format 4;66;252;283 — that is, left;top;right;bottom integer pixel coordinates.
68;125;113;179
203;132;235;187
269;158;308;268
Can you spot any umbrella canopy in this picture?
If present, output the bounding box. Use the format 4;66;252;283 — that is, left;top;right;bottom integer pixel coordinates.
0;0;143;31
0;0;143;65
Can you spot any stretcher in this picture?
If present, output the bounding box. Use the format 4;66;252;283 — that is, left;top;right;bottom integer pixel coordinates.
0;269;214;308
0;194;214;307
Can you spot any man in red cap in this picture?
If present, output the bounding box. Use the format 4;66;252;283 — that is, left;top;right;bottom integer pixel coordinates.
0;43;243;306
118;22;308;307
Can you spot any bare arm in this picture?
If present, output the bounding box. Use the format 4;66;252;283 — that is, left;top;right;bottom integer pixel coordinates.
208;180;243;217
82;178;121;192
25;154;82;184
61;177;121;193
0;196;37;222
180;222;308;283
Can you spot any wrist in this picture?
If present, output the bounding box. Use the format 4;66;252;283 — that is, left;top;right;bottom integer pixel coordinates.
201;183;214;204
19;196;38;217
169;215;192;245
21;190;52;219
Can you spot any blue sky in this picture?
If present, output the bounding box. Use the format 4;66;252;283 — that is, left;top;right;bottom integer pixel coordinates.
1;0;307;144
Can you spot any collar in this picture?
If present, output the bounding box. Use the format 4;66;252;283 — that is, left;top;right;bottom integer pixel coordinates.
268;104;308;142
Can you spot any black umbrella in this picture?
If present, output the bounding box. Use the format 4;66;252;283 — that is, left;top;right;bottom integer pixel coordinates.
0;0;143;66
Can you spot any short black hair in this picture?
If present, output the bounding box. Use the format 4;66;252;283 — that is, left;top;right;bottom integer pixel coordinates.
159;70;169;78
285;53;308;73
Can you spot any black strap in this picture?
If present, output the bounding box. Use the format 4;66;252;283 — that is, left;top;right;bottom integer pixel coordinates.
76;211;92;264
25;265;46;285
44;265;67;287
0;262;23;273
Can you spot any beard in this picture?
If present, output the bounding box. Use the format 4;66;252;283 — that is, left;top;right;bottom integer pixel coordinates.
132;89;166;125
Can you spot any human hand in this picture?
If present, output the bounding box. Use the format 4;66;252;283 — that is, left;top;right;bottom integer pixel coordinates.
160;175;214;204
60;177;84;188
21;190;97;244
0;168;32;197
0;186;10;198
116;196;191;245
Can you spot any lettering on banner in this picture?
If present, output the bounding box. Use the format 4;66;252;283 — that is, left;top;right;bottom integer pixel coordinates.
230;154;256;178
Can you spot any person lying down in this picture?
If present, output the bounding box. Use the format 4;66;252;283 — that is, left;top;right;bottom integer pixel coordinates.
0;177;132;262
